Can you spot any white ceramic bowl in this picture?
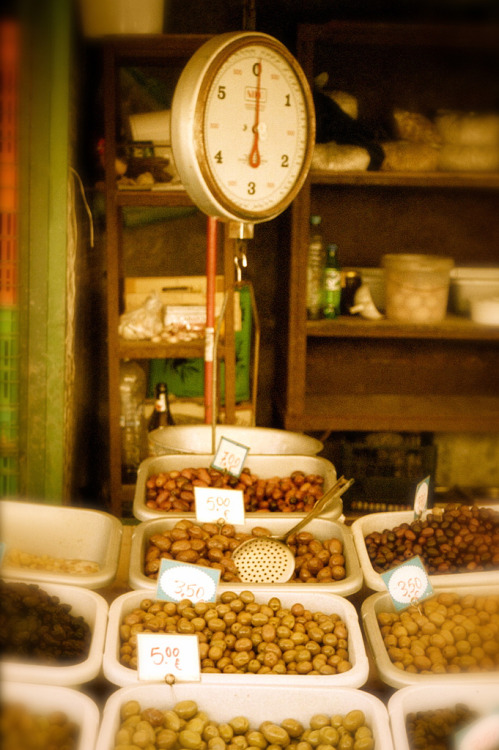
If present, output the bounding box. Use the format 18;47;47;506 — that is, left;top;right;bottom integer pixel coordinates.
128;517;363;596
361;584;499;689
388;682;499;750
0;500;122;589
133;454;338;522
0;580;108;686
148;424;324;456
96;683;393;750
103;588;369;688
352;509;499;591
3;681;100;750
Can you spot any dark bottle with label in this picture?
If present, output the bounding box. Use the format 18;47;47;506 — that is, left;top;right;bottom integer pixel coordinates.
148;382;175;431
322;243;342;319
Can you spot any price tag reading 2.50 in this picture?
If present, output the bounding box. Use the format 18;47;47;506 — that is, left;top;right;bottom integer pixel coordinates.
211;436;249;478
137;633;200;682
194;486;245;525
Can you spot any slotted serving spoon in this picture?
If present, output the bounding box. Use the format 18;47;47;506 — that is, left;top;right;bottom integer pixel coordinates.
231;476;354;583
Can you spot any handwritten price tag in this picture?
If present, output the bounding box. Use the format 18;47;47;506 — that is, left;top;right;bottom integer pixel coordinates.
414;475;431;518
156;559;220;603
381;556;433;611
194;486;245;525
455;711;499;750
137;633;200;682
211;436;249;477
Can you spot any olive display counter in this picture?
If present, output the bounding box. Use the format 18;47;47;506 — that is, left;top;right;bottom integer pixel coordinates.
1;498;498;750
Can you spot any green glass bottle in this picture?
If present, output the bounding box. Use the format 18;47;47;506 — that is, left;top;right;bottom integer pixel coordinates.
322;243;341;319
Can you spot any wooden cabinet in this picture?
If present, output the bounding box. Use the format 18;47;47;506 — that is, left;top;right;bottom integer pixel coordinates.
101;35;242;515
276;21;499;435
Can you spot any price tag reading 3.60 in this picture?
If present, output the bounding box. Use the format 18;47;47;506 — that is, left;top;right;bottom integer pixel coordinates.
211;436;249;478
137;633;200;682
381;556;433;611
194;486;245;524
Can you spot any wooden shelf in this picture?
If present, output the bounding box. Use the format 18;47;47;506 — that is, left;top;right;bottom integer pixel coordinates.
310;170;499;189
306;315;499;341
119;337;224;360
277;19;499;440
282;394;499;433
115;188;196;207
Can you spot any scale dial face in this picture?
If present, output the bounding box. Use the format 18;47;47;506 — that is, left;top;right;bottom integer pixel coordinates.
171;32;315;223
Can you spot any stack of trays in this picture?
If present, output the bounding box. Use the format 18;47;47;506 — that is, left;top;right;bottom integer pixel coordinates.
1;500;122;589
128;516;362;596
388;683;499;750
103;588;369;688
352;509;499;591
133;454;339;521
95;683;393;750
3;681;100;750
0;579;109;687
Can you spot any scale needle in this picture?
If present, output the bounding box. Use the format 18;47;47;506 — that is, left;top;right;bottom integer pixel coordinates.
249;60;262;168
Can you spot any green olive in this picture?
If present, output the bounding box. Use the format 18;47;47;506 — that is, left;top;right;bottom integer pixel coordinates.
260;723;290;747
342;711;366;734
230;717;250;735
120;700;141;720
280;719;305;739
175;701;199;720
179;729;203;749
310;715;330;730
157;728;181;749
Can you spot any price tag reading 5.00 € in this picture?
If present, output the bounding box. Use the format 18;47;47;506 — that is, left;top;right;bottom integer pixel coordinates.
381;556;433;611
156;558;220;603
211;436;249;477
137;633;200;682
194;486;245;525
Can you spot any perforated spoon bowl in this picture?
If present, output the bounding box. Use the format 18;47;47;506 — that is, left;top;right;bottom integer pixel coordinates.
231;477;354;583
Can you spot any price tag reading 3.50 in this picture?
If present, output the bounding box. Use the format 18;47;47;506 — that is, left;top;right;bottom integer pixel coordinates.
156;558;220;603
381;556;433;611
211;436;249;478
137;633;200;682
194;486;245;525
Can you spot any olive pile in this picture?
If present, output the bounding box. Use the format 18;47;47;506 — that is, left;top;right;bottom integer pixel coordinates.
406;704;479;750
0;580;91;664
1;703;80;750
377;591;499;675
364;504;499;575
119;591;352;675
144;520;346;584
145;468;325;513
114;699;374;750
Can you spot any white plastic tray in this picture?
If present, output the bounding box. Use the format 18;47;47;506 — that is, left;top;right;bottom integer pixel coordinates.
133;454;338;522
128;517;363;596
95;683;393;750
361;584;499;689
352;509;499;591
3;681;100;750
0;499;122;589
103;588;369;688
388;682;499;750
0;580;109;686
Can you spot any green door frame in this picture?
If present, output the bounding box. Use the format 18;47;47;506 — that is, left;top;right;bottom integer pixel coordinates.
19;0;70;502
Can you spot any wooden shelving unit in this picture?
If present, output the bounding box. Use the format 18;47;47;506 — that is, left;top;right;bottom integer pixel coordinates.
276;20;499;437
101;35;243;516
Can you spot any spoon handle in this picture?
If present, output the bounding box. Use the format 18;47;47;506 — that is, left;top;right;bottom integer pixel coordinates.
281;477;354;542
